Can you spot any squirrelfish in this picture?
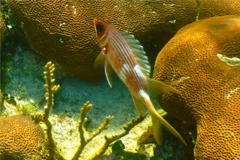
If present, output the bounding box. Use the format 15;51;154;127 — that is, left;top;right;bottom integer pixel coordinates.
93;18;186;145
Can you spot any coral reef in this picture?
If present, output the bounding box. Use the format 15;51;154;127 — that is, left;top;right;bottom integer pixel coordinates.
6;0;240;80
2;41;171;158
197;0;240;19
0;61;148;159
153;15;240;159
0;115;49;159
30;61;147;160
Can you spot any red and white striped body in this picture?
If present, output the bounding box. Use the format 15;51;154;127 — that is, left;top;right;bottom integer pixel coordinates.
93;18;186;145
104;29;147;98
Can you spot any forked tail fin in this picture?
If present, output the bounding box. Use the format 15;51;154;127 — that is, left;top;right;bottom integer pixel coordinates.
138;89;187;145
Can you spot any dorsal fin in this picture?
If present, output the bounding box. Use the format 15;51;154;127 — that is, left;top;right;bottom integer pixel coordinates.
121;31;151;77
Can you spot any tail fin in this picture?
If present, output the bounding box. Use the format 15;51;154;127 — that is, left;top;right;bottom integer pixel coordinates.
138;89;187;145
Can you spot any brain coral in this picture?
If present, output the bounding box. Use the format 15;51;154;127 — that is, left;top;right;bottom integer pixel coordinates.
6;0;240;81
0;115;49;159
153;15;240;159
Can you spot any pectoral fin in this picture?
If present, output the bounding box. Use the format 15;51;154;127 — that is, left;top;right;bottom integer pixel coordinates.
93;52;106;69
105;60;114;88
147;78;181;97
94;52;114;88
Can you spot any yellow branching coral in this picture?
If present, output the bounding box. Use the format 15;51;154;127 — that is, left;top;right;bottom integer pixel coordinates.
72;101;114;160
90;114;147;160
32;61;64;160
72;101;146;160
30;61;146;160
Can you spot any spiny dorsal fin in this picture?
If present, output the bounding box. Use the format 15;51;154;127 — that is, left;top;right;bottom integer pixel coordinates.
121;31;151;77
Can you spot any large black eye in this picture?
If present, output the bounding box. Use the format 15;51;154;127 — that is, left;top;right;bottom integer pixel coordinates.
96;23;104;34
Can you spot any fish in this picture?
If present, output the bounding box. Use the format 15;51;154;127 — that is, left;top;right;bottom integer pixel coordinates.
93;18;187;145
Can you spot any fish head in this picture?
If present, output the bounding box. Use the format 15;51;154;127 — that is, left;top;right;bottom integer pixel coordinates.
93;18;111;48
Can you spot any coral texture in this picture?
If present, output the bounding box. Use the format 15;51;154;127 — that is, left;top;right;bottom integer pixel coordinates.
6;0;240;80
198;0;240;19
0;12;6;44
153;15;240;159
0;115;49;159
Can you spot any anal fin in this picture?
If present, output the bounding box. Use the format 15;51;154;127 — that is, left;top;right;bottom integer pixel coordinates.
151;116;163;144
132;96;146;116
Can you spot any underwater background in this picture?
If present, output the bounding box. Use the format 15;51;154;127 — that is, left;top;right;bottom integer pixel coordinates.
0;1;188;159
1;0;240;160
